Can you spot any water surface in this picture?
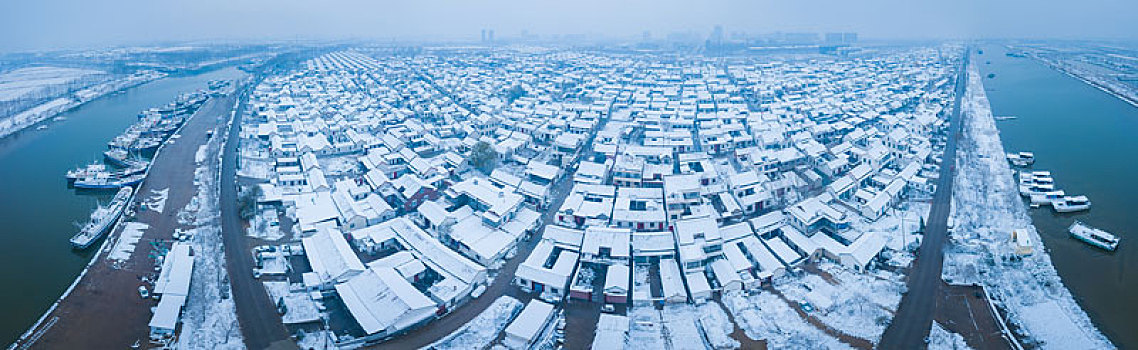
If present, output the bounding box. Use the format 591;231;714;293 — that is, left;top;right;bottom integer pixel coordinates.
978;44;1138;349
0;67;244;344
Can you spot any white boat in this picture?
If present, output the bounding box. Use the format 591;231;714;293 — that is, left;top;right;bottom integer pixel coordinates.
1019;183;1057;197
70;187;133;249
1068;221;1119;251
1053;195;1091;213
1029;190;1065;206
1018;170;1054;185
1006;152;1035;167
66;162;108;182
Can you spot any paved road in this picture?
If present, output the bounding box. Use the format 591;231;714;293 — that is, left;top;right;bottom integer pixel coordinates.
878;48;971;349
219;61;293;350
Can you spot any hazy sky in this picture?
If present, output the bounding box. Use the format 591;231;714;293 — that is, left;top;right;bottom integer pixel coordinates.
2;0;1136;52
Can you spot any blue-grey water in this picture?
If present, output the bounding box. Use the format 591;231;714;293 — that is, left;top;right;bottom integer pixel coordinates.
0;67;244;344
978;44;1138;349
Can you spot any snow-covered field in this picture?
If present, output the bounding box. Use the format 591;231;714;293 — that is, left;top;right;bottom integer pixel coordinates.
721;291;852;349
0;66;104;101
943;63;1113;349
0;70;163;139
428;296;523;350
773;263;904;345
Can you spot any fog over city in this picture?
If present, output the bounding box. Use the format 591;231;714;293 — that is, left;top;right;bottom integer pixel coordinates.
3;0;1138;51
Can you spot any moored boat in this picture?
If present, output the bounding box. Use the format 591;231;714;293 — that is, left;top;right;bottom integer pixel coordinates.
1053;195;1091;213
70;186;133;249
73;173;145;190
1006;151;1035;167
1068;221;1119;251
1029;190;1065;206
66;162;108;182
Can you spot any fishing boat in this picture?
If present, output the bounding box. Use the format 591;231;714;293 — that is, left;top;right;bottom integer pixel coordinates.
73;173;145;190
1006;151;1034;167
70;186;133;249
1029;190;1065;206
103;149;148;169
1053;195;1091;213
1068;221;1119;251
66;162;108;182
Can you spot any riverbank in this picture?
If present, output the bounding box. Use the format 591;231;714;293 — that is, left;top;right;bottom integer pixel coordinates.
942;62;1113;349
1020;50;1138;109
0;71;166;139
8;93;239;350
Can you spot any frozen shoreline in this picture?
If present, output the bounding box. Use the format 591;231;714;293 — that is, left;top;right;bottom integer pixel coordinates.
0;70;165;140
943;62;1114;349
1022;51;1138;109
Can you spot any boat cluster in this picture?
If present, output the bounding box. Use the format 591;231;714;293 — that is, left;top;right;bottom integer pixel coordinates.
1009;151;1119;251
64;91;208;190
1017;170;1091;213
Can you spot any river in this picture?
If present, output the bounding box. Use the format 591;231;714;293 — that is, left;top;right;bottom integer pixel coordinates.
977;44;1138;349
0;67;245;344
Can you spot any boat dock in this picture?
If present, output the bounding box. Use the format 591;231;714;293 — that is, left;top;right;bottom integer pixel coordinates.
12;91;239;350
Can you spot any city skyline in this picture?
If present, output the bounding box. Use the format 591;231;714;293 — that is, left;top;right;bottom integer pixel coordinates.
3;0;1138;52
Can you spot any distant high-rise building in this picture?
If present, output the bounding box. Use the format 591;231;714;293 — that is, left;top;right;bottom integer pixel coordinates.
481;29;487;43
712;25;724;46
488;30;494;43
642;31;652;41
825;32;858;44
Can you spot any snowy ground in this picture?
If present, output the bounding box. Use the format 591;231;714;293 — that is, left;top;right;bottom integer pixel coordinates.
654;303;739;350
0;70;163;139
259;249;289;275
929;321;974;350
144;188;170;213
428;296;523;350
173;131;244;349
847;200;929;268
237;157;271;181
247;209;286;241
626;307;667;350
107;222;147;263
318;156;361;177
263;281;321;324
296;330;336;350
721;291;852;349
943;63;1113;349
0;66;104;101
773;262;904;345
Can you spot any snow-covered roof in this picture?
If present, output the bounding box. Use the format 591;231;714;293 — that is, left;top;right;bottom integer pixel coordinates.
604;263;630;293
383;218;487;285
515;240;578;290
592;313;630;350
149;294;186;331
504;300;556;347
542;225;585;251
582;226;631;259
334;267;437;335
302;227;365;284
154;242;194;297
